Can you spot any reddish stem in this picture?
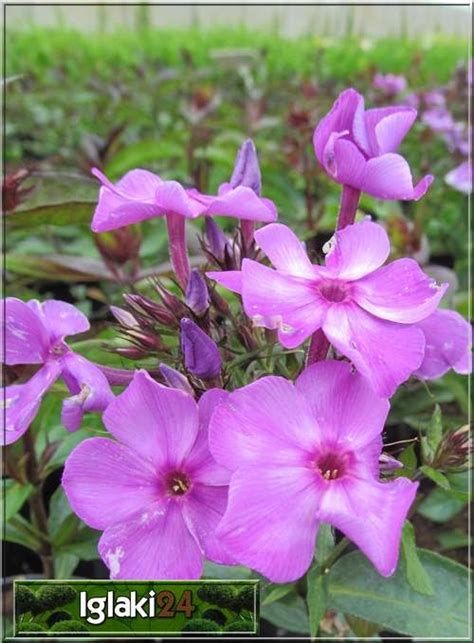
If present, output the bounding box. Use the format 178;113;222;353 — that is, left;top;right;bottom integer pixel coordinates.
306;329;330;366
336;185;361;230
240;220;255;255
166;212;190;289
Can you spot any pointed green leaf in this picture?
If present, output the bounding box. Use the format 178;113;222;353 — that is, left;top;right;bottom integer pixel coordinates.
401;522;434;595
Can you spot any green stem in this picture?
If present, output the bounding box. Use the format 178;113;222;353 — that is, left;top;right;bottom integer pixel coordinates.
319;537;350;573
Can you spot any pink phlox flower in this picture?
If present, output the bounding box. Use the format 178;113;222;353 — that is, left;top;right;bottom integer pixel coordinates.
373;73;407;96
209;360;418;582
414;309;472;379
90;145;276;233
313;88;433;201
62;371;234;579
208;220;448;397
445;160;472;195
1;298;114;445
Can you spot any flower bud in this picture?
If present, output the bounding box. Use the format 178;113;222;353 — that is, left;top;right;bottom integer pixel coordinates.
185;269;209;317
94;226;141;266
2;168;35;212
110;305;139;328
379;453;404;472
153;280;188;318
123;293;177;327
180;318;222;380
204;217;229;262
230;139;261;195
159;363;194;396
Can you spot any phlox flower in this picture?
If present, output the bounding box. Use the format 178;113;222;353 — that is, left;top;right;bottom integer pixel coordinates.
90;143;276;233
208;220;447;397
314;88;433;201
414;309;472;380
445;161;472;195
1;298;113;445
209;360;418;583
372;73;407;96
62;371;233;579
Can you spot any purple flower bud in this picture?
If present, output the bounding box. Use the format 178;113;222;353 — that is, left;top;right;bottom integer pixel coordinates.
185;269;209;317
379;453;404;472
123;293;178;327
204;217;229;262
159;363;194;396
180;318;222;380
110;305;139;328
230;139;261;195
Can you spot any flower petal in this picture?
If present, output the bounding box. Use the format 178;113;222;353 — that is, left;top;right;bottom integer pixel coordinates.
414;309;472;379
91;168;166;231
206;270;243;294
241;259;325;347
185;389;231;486
353;258;448;323
218;465;320;583
103;370;199;470
318;477;418;576
255;223;316;279
324;220;390;280
445;160;472;195
203;185;277;222
1;298;49;365
209;376;318;471
313;88;364;164
60;353;114;432
331;138;366;186
296;360;389;451
182;484;235;565
98;501;203;580
2;362;61;445
323;303;425;397
365;107;417;155
30;299;90;340
62;437;161;530
360;154;433;201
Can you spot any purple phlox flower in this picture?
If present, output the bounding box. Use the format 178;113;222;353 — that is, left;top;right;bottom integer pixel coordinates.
208;220;448;397
180;318;222;380
90;154;276;234
444;123;469;156
313;88;433;201
402;93;420;109
414;309;472;380
421;108;455;133
62;371;233;579
209;360;418;582
186;269;210;317
159;363;194;397
445;160;472;195
372;73;407;96
1;298;113;445
229;138;262;195
423;90;446;109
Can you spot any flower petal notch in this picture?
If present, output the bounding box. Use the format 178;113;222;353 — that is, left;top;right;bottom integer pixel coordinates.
209;360;418;582
313;88;433;201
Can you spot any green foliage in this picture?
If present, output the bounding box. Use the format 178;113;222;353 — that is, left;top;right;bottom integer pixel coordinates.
32;585;77;614
224;618;255;632
15;585;38;615
401;522;434;596
18;621;47;634
326;550;470;637
46;610;73;626
182;617;221;632
49;619;89;633
201;608;227;626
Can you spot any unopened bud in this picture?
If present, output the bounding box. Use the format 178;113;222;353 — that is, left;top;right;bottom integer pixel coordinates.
185;269;209;317
379;453;404;472
230;139;261;195
180;318;222;380
123;293;177;327
154;280;188;318
159;363;194;396
110;305;139;328
204;217;229;262
94;226;141;266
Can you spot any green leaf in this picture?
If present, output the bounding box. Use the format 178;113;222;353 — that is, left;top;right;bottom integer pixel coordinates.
261;594;309;634
202;562;253;579
261;583;295;606
48;487;78;545
306;566;327;638
4;480;34;521
401;522;434;596
315;523;335;564
436;529;472;551
418;488;466;523
345;614;380;637
420;465;451;490
6;201;95;229
53;551;79;579
427;404;443;452
4;515;43;552
327;550;470;637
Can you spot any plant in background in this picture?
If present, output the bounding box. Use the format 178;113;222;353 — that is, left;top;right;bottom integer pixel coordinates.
3;77;472;640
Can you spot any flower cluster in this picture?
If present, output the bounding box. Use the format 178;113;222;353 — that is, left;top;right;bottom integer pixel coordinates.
2;87;471;583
